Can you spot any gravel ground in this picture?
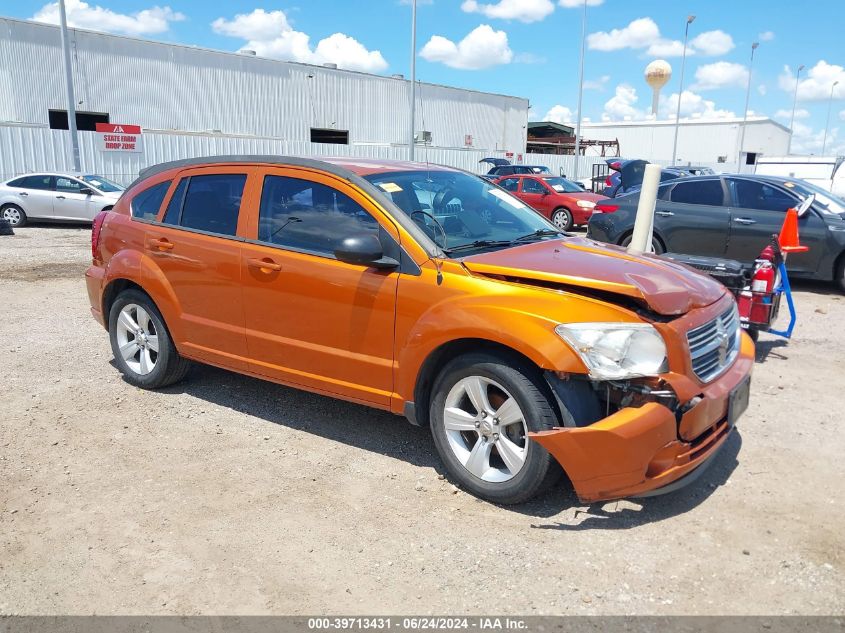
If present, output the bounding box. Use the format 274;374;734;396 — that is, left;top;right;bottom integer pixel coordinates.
1;225;843;615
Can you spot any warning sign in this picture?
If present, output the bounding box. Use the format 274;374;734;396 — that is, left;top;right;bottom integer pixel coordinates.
95;123;143;153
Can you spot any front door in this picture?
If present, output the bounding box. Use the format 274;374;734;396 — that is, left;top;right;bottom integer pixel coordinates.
239;168;400;406
53;176;99;221
518;177;552;216
657;178;732;256
725;178;827;274
142;168;254;370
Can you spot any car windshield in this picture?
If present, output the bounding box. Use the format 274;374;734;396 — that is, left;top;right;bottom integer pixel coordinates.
541;177;582;193
364;170;560;255
781;180;845;216
82;175;124;192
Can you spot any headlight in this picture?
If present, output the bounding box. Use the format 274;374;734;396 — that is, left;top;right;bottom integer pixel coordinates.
555;323;668;380
576;199;596;209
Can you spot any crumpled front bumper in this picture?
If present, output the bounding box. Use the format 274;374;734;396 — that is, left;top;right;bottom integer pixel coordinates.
530;331;754;503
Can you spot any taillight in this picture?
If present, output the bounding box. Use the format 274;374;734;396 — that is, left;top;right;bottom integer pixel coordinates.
594;203;619;213
91;210;109;260
605;175;613;186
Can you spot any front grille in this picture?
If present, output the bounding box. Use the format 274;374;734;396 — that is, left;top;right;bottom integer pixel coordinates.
686;305;741;383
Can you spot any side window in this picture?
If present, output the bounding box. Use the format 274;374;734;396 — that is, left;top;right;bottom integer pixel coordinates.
18;175;54;190
258;175;379;256
521;178;546;194
179;174;247;236
670;180;724;206
499;178;519;192
55;177;84;194
161;178;187;225
7;177;27;187
731;179;795;212
130;181;171;220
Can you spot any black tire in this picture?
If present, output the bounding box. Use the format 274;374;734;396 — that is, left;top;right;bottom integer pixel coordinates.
551;207;573;232
836;257;845;294
429;352;561;505
0;218;13;236
746;327;759;343
620;232;664;254
108;289;190;389
1;204;26;227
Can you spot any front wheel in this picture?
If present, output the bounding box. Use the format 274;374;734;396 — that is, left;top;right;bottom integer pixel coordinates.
429;353;561;504
2;204;26;227
836;257;845;294
551;208;573;232
620;233;664;254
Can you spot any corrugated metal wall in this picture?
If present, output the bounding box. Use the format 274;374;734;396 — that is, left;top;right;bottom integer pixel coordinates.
0;17;528;152
0;124;603;185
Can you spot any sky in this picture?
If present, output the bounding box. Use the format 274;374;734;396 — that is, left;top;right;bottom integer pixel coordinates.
6;0;845;154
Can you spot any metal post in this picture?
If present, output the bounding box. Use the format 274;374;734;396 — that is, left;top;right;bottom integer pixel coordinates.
628;163;662;254
58;0;81;173
822;80;839;155
670;15;695;165
408;0;417;162
572;0;587;180
738;42;759;171
787;64;804;154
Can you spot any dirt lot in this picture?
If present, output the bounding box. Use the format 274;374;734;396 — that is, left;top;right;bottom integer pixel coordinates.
1;225;843;616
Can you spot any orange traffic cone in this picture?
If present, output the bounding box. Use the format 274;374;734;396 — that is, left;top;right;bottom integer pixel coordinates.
779;208;809;254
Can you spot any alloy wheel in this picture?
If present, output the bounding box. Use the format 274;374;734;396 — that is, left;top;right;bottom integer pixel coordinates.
552;209;571;230
115;303;159;375
3;207;21;225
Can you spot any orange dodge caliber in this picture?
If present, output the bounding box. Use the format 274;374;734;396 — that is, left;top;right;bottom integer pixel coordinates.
86;156;753;504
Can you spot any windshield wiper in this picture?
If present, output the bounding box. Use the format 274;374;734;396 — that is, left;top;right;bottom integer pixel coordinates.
510;228;564;243
442;239;514;254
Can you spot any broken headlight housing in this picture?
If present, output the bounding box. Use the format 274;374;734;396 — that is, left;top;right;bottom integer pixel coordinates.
555;323;668;380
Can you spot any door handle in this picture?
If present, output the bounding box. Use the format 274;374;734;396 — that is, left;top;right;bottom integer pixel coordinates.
146;238;174;251
734;217;757;225
247;257;282;272
55;195;66;199
656;210;674;217
19;192;28;197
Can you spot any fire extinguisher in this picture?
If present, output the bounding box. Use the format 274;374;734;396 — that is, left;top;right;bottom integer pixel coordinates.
751;261;775;294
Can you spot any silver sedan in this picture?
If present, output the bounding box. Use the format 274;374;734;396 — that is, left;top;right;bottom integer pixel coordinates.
0;173;124;227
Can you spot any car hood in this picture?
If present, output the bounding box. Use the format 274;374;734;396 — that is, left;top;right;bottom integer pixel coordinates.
460;237;726;316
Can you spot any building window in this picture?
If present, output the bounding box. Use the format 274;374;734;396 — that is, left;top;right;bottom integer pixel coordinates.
310;128;349;145
48;110;110;132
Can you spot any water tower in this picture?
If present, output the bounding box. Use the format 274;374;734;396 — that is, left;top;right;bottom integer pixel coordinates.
644;60;672;116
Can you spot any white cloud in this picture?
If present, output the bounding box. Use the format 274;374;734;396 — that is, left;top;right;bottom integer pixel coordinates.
661;90;735;119
692;61;749;91
602;84;646;121
587;17;659;52
559;0;604;7
773;108;809;121
778;61;845;101
583;75;610;90
758;31;775;42
789;120;843;155
647;39;685;57
420;24;513;69
212;9;388;73
461;0;554;23
841;110;845;122
758;84;767;96
690;30;734;56
543;105;575;123
32;0;184;35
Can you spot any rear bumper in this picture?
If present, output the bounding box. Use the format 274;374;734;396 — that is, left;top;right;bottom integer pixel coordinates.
85;264;107;329
530;334;753;503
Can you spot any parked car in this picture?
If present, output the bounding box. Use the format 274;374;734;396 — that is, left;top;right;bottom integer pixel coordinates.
494;174;606;230
587;174;845;291
0;173;124;226
603;159;690;198
87;155;753;505
485;164;552;180
682;165;716;177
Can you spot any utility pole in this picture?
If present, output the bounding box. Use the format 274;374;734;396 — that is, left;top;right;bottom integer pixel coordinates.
59;0;81;172
408;0;417;162
822;80;839;155
670;15;695;165
572;0;587;180
738;42;759;171
787;64;804;154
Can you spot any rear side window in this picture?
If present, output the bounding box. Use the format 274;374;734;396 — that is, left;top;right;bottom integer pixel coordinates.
670;180;724;206
130;181;171;220
12;175;54;190
498;178;519;192
179;174;247;236
258;175;378;255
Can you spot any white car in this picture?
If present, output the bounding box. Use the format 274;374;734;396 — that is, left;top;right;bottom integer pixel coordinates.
0;173;124;227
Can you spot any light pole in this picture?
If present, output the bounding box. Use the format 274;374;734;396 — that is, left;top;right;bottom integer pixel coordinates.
738;41;759;171
408;0;417;162
822;80;839;155
58;0;81;173
572;0;587;180
787;64;804;154
670;14;695;166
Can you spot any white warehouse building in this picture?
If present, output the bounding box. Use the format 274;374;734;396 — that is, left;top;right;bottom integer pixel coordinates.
576;118;792;173
1;17;593;184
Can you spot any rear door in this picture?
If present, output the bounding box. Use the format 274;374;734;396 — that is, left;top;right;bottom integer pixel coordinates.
725;177;827;273
143;167;256;370
239;167;401;406
657;178;731;256
11;175;55;219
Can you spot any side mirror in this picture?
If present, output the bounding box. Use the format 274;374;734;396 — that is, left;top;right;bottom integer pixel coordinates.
541;189;550;196
796;194;815;217
79;187;95;196
334;234;398;269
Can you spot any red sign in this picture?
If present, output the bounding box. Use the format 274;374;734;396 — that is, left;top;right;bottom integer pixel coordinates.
95;123;143;153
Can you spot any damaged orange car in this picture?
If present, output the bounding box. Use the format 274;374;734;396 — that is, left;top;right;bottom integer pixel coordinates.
86;156;753;504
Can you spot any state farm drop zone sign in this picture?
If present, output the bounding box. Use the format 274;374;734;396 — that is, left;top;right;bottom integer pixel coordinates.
95;123;143;153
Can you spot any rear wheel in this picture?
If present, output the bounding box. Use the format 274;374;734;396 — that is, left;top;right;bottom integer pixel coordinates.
620;233;664;254
1;204;26;227
836;257;845;294
108;290;190;389
551;208;573;232
429;353;561;504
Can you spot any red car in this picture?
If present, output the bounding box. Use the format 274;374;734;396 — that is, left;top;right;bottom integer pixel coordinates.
494;174;607;230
